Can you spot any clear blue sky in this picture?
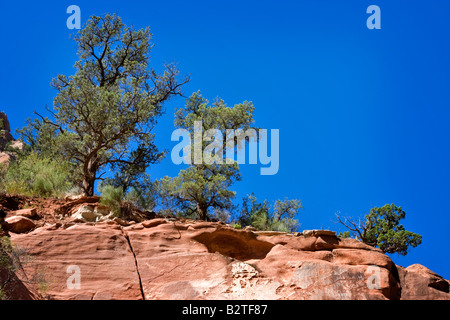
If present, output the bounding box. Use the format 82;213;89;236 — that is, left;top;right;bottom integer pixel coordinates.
1;0;449;279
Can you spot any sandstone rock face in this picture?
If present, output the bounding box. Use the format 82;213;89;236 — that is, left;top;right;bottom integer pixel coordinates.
0;112;22;165
5;219;449;300
9;223;142;300
397;264;450;300
0;111;14;148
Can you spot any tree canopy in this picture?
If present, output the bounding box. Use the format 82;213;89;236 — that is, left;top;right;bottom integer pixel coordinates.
18;14;189;196
337;204;422;256
237;193;302;232
157;91;256;220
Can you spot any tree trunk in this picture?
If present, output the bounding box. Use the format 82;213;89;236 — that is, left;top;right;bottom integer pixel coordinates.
82;154;98;196
82;176;95;196
197;202;208;221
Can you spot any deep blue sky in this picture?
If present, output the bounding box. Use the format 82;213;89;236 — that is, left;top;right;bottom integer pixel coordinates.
1;1;449;279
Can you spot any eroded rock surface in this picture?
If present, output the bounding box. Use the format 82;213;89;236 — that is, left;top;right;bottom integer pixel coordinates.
5;218;449;300
0;112;22;165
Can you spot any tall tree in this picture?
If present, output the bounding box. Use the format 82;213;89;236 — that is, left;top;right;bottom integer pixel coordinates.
158;91;256;220
18;14;189;195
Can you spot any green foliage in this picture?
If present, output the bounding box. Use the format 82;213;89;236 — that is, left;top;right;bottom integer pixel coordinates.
154;176;191;217
0;236;15;273
0;152;73;197
338;231;350;238
237;193;302;232
364;204;422;255
158;91;256;220
238;193;270;228
124;186;156;212
272;198;303;232
0;232;49;299
17;13;188;196
99;185;123;217
232;223;242;229
174;90;256;133
211;208;232;223
99;183;152;219
0;234;29;299
157;163;240;220
337;204;422;256
105;172;157;212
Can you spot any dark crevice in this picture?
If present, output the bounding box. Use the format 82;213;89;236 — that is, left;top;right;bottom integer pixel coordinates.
428;280;449;293
120;227;145;300
193;229;274;261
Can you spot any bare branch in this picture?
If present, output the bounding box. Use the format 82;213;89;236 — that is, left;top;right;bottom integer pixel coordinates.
335;212;364;240
33;111;65;135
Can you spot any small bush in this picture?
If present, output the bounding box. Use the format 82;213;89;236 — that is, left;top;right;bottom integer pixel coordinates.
99;184;141;219
338;231;351;238
124;184;157;212
232;223;242;229
64;186;84;198
0;234;29;299
236;194;302;232
0;152;73;198
212;208;232;223
99;185;123;217
0;230;49;299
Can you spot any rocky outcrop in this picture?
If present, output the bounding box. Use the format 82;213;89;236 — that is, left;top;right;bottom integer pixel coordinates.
4;216;36;233
8;223;142;300
0;112;14;148
4;218;449;300
70;205;112;222
0;112;22;165
397;264;450;300
13;208;38;219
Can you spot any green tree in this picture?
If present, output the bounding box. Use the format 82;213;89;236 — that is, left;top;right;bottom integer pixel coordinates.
336;204;422;255
103;169;157;211
18;14;189;196
238;193;270;227
158;164;240;220
237;193;302;232
272;198;303;232
158;91;256;220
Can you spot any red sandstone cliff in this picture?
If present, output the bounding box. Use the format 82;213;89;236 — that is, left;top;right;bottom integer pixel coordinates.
0;196;448;300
